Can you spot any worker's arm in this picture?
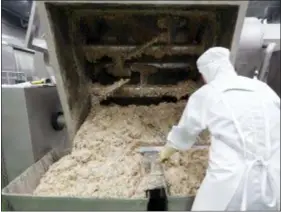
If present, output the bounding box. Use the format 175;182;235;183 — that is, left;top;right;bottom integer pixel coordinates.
160;87;209;161
265;84;280;108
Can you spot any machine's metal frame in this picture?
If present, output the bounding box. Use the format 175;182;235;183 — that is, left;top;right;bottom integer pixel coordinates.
25;1;48;54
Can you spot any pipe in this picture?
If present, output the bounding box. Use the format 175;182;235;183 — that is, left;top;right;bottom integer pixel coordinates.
84;45;202;51
98;63;191;69
138;63;191;69
91;81;199;99
83;45;204;61
259;42;276;82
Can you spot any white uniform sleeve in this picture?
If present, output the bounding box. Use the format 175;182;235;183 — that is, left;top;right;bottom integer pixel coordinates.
266;85;280;108
166;87;209;151
261;82;280;107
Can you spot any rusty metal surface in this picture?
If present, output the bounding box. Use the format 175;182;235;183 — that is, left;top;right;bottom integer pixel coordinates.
91;78;130;105
77;8;216;84
84;45;204;62
91;80;200;99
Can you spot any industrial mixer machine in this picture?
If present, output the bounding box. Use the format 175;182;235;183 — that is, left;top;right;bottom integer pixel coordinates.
2;1;248;211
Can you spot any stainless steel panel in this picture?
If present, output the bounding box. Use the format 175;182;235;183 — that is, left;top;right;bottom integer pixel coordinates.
1;43;17;71
2;87;35;182
24;86;68;161
1;86;67;185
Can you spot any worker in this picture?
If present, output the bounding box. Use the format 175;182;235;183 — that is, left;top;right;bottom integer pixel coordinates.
159;47;280;211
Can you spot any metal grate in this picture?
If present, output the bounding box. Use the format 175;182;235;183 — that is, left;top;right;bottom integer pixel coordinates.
1;71;26;85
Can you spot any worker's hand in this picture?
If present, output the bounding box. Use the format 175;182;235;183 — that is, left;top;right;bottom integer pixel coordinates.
159;145;177;163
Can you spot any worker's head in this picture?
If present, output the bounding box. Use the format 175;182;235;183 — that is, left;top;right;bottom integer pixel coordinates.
196;47;237;83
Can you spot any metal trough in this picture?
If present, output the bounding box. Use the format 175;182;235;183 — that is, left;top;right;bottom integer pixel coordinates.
2;150;194;211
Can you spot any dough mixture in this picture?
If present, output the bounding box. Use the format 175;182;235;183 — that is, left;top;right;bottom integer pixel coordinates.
34;101;210;198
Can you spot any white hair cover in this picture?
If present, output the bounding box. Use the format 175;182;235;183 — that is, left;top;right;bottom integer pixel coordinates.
196;47;237;83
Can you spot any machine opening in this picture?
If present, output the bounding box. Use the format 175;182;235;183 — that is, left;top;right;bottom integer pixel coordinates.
100;95;189;106
45;2;239;131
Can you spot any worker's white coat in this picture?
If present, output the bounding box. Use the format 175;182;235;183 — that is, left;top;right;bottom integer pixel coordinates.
166;47;280;211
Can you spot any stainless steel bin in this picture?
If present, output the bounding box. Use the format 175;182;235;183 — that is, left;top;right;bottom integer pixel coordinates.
2;150;194;211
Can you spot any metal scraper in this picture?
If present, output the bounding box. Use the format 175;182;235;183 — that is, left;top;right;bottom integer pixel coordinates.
138;146;168;211
138;146;168;189
137;146;163;173
138;146;163;154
